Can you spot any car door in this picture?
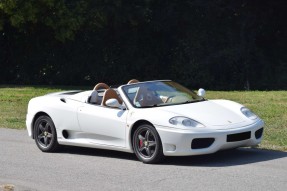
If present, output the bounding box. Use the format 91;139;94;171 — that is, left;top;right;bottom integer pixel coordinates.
77;104;128;147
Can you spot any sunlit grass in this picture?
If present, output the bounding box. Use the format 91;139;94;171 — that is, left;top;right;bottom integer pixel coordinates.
0;86;286;151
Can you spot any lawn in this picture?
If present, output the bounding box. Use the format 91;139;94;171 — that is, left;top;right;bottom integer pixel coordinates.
0;86;286;151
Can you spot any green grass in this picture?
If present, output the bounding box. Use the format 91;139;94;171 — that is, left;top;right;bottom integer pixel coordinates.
0;86;286;151
0;86;64;129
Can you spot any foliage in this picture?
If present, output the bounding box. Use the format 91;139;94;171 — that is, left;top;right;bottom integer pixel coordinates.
0;0;87;40
0;0;286;90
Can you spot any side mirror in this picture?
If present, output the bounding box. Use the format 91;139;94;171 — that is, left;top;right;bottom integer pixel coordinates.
106;98;125;109
197;88;206;97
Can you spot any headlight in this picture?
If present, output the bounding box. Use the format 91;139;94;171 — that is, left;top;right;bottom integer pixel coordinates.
241;107;258;120
169;117;205;128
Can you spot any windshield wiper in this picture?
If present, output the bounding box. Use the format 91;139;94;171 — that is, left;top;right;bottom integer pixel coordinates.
138;104;162;108
181;99;206;104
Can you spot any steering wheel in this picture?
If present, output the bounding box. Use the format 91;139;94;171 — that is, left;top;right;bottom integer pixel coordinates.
165;95;176;103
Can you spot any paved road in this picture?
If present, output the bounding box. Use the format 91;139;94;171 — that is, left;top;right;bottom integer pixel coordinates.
0;128;287;191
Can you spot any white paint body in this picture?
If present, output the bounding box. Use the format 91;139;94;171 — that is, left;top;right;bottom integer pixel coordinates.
26;81;264;156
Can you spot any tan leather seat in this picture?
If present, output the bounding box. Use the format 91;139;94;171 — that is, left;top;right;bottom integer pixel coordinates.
127;79;139;84
101;89;123;107
93;83;110;90
88;83;110;104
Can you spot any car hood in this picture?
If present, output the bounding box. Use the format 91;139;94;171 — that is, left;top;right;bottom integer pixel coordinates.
155;100;247;127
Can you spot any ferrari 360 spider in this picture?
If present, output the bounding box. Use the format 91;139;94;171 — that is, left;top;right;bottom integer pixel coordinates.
26;80;264;163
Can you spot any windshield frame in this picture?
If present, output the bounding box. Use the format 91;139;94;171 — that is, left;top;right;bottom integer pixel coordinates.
120;80;205;109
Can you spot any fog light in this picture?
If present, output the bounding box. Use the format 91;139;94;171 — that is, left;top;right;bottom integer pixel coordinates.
165;144;176;151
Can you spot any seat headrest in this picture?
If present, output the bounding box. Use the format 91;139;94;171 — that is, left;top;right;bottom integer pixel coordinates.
94;83;110;90
127;79;139;84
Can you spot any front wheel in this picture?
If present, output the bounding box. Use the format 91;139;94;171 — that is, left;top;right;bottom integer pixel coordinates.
34;115;59;152
133;124;164;164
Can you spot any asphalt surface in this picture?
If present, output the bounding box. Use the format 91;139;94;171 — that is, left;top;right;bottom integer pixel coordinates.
0;128;287;191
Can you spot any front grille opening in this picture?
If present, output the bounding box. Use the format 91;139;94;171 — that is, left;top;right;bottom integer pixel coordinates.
191;138;215;149
227;131;251;142
255;128;264;139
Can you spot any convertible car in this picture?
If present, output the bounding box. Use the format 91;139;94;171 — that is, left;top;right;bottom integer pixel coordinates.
26;80;264;163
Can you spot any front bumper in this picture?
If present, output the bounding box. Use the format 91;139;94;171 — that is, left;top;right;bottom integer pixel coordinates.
26;113;33;138
156;119;264;156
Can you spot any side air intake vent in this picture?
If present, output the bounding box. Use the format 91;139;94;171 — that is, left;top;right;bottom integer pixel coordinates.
62;130;69;139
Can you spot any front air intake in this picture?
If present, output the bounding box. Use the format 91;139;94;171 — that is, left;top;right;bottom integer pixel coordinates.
191;138;215;149
255;128;264;139
227;131;251;142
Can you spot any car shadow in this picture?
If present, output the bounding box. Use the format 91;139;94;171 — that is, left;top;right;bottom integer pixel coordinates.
57;146;287;166
164;148;287;167
58;146;138;161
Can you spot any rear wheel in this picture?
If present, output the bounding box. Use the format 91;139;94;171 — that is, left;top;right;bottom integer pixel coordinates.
34;116;59;152
133;124;164;164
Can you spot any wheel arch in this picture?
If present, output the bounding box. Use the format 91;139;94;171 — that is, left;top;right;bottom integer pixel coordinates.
31;111;51;139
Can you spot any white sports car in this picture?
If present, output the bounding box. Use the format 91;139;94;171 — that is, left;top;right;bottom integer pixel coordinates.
26;80;264;163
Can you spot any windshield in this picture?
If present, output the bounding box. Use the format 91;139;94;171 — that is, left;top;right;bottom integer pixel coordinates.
122;81;204;108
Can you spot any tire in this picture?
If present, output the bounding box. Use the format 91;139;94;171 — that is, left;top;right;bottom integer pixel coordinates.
34;115;59;152
133;124;165;164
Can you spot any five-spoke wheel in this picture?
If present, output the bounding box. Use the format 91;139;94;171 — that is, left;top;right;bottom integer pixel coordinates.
133;124;164;163
34;115;59;152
